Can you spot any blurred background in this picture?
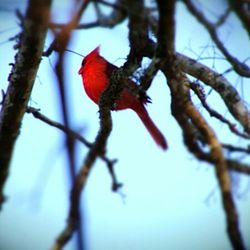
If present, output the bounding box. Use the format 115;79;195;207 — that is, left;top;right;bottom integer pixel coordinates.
0;0;249;250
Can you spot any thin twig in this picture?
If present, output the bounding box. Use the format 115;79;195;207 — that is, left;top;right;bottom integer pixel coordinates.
185;102;246;250
222;143;250;154
43;0;91;56
50;59;130;250
227;159;250;175
176;53;250;135
94;0;125;10
47;0;127;36
215;7;231;27
190;82;250;139
228;0;250;37
26;107;91;146
156;0;246;248
26;107;121;189
183;0;250;77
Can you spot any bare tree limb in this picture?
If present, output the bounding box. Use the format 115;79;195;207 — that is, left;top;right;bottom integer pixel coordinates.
26;107;91;147
50;0;159;241
26;106;121;189
228;0;250;37
146;14;250;133
185;102;246;250
183;0;250;78
166;70;247;250
227;159;250;175
50;1;153;248
51;2;92;250
155;1;246;249
177;53;250;135
48;0;127;35
190;82;250;139
43;0;90;56
94;0;125;10
222;143;250;154
215;7;231;27
0;0;52;208
51;59;133;250
27;105;250;177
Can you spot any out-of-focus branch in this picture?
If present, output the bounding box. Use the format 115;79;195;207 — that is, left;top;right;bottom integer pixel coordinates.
48;0;126;249
48;0;127;34
190;82;250;139
43;0;90;56
215;7;231;27
156;1;246;249
51;58;132;250
50;0;155;237
222;143;250;154
0;0;52;209
228;0;250;37
50;0;149;242
227;159;250;175
50;2;91;250
166;69;246;249
184;102;246;250
146;16;250;136
26;106;121;190
177;53;250;135
27;101;249;177
27;107;91;146
94;0;125;10
49;9;126;30
183;0;250;78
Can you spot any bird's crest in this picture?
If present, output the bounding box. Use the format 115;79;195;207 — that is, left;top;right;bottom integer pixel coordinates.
80;46;101;68
85;46;100;60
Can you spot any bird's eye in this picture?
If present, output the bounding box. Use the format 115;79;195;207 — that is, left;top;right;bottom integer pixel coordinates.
81;60;86;67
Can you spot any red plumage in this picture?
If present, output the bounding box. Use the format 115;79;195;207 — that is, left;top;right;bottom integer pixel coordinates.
78;46;168;150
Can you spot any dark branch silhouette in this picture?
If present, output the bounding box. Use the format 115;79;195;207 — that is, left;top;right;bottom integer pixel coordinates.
0;0;52;208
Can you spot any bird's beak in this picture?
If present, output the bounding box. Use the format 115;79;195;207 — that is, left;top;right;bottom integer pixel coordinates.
78;67;83;75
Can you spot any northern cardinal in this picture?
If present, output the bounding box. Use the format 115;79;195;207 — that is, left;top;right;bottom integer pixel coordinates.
78;46;167;150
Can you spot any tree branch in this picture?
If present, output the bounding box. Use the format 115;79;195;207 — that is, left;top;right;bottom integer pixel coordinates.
228;0;250;38
51;74;113;250
47;0;127;43
190;82;250;139
51;41;139;250
222;143;250;154
185;102;246;250
43;0;91;56
0;0;52;208
155;1;246;248
183;0;250;77
125;0;149;65
227;159;250;175
50;2;92;249
177;53;250;135
26;106;121;190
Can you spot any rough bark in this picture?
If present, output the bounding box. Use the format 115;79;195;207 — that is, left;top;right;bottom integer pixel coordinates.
0;0;52;207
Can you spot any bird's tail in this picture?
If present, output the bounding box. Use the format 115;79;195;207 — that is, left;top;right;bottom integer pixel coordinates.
133;104;168;150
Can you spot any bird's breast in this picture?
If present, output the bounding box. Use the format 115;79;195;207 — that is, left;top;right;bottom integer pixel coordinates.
82;66;109;104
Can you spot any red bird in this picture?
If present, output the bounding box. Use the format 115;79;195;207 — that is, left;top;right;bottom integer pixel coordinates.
78;46;167;150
